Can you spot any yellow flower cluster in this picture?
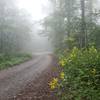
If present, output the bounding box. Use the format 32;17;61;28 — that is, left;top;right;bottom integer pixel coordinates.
70;47;78;58
49;78;58;90
70;53;76;58
59;58;67;67
91;68;96;75
60;72;65;79
49;72;65;90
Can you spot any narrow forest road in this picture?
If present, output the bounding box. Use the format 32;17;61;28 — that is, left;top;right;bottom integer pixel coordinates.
0;53;57;100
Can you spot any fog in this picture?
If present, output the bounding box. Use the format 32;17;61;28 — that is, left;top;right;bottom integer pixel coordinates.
17;0;52;20
0;0;54;54
0;0;100;54
16;0;53;53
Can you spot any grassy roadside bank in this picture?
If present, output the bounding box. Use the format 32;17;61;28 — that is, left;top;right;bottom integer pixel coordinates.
54;46;100;100
0;54;32;70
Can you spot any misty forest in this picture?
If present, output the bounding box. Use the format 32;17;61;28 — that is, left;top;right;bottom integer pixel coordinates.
0;0;100;100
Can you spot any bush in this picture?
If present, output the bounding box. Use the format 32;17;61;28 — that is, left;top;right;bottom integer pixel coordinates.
0;54;32;70
58;46;100;100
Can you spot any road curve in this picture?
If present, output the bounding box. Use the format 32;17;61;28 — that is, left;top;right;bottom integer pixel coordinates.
0;54;52;100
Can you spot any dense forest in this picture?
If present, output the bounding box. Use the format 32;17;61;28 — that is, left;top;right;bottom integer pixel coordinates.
43;0;100;49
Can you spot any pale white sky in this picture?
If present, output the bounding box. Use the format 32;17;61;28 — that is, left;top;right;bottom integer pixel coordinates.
17;0;51;20
16;0;53;52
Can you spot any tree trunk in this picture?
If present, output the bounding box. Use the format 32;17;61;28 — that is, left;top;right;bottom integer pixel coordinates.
80;0;86;48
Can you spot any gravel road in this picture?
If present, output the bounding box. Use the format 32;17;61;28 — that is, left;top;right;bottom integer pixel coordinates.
0;54;52;100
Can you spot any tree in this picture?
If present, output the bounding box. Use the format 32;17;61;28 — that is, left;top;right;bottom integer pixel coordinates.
43;0;77;48
43;0;100;49
0;0;32;54
80;0;86;48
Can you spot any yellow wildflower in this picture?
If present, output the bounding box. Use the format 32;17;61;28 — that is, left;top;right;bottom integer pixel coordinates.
53;78;58;83
50;84;55;89
49;78;58;90
91;68;96;75
60;72;65;79
94;49;97;53
70;54;76;58
59;59;66;67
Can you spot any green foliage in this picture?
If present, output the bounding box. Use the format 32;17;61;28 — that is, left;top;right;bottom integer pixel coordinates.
89;25;100;48
0;54;32;70
43;0;100;49
58;46;100;100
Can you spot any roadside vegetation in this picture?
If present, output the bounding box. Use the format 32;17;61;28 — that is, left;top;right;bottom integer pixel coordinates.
45;0;100;100
48;46;100;100
57;46;100;100
0;54;32;70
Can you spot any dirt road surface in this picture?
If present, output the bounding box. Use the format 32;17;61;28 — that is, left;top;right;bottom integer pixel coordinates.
0;54;58;100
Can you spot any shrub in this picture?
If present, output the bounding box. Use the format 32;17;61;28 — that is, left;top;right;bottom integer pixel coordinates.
0;53;32;70
58;46;100;100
